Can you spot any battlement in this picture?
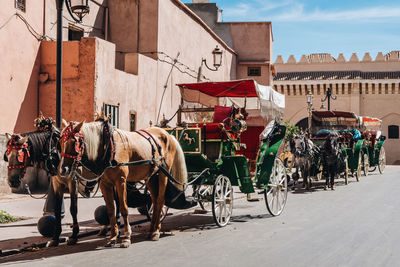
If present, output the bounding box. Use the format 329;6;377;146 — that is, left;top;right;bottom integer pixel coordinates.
275;51;400;64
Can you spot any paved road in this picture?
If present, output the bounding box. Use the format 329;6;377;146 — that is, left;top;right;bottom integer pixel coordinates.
1;166;400;267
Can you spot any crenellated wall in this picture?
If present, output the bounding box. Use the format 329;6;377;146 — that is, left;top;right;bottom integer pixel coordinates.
274;51;400;164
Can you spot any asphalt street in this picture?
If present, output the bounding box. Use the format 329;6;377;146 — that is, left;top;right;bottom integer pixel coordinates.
1;166;400;267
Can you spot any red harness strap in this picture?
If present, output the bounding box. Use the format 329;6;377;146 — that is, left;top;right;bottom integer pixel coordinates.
6;137;30;177
60;123;84;161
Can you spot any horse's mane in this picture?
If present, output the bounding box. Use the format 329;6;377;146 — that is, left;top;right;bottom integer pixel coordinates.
80;121;104;161
21;129;58;164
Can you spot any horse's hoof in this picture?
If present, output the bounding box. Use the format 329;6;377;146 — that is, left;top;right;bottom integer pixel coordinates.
105;239;117;247
67;237;78;246
120;238;131;248
46;240;59;247
331;186;335;191
324;186;327;190
149;232;160;241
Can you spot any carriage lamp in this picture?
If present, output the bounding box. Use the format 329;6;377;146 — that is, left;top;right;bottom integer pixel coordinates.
202;46;223;71
321;87;337;111
66;0;90;22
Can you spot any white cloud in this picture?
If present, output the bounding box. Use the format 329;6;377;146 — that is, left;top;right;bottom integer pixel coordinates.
222;1;400;22
273;6;400;22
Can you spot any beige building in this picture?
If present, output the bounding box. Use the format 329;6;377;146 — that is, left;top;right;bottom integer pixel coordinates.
274;52;400;165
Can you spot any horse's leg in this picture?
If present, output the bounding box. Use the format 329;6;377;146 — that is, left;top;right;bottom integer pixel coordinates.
324;168;329;190
46;178;64;247
67;180;79;245
148;172;168;241
100;178;118;247
331;169;335;190
115;177;131;248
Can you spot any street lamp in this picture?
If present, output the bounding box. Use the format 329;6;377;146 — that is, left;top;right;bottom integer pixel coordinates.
320;87;337;111
55;0;90;128
197;46;223;82
202;46;223;71
306;89;313;137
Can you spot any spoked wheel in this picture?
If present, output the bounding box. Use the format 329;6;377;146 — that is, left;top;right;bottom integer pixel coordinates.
362;152;369;176
344;158;349;185
378;147;386;174
355;153;362;182
139;186;169;222
212;175;233;227
265;158;288;216
146;203;169;223
197;185;213;211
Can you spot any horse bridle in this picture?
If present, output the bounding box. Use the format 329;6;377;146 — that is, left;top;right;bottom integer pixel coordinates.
60;123;85;174
5;136;30;179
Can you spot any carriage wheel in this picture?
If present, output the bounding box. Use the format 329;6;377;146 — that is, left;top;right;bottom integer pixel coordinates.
362;152;369;177
212;175;233;227
344;158;349;185
355;153;362;182
139;186;169;222
378;147;386;174
197;185;213;212
265;158;288;216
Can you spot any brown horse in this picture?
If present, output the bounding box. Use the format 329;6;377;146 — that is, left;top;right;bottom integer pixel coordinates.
58;120;187;248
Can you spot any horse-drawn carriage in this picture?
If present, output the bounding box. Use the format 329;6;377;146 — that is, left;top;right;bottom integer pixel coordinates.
311;111;364;185
172;79;287;226
359;116;386;174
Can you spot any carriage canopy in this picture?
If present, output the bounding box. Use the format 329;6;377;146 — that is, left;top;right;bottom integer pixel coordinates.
177;79;285;120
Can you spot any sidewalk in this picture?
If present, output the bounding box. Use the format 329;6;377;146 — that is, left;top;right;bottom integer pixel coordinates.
0;193;108;252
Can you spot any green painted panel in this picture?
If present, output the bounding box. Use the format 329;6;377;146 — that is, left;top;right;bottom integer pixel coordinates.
220;156;254;193
255;125;286;189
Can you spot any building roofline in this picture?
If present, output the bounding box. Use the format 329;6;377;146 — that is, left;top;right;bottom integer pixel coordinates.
171;0;237;55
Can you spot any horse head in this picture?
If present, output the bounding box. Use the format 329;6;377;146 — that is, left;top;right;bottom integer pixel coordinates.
58;120;84;176
325;132;340;155
4;133;30;188
291;134;307;156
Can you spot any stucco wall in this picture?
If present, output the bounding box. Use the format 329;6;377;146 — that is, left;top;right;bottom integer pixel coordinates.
93;38;139;130
39;40;95;123
127;0;238;127
0;2;43;134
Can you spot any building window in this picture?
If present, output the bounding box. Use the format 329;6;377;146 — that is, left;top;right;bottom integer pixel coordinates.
247;67;261;76
68;25;84;41
388;125;399;139
15;0;25;12
104;103;119;128
130;111;136;131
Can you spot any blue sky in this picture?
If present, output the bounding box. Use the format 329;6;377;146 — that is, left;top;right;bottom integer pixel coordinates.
184;0;400;62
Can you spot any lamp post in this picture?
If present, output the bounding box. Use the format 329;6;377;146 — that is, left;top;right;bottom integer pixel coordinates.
306;90;313;137
197;45;223;81
55;0;89;128
40;0;90;231
320;87;337;111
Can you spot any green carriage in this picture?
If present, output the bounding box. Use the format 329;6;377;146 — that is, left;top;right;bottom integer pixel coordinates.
172;79;288;227
359;117;386;175
311;111;364;184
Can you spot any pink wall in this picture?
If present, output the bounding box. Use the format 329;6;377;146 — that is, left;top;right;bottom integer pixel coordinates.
153;0;236;126
0;2;44;133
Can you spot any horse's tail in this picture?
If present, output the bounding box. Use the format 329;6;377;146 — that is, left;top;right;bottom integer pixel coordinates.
170;135;187;190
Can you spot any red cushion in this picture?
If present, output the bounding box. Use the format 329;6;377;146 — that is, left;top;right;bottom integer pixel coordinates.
189;123;223;139
237;126;264;161
213;106;232;123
